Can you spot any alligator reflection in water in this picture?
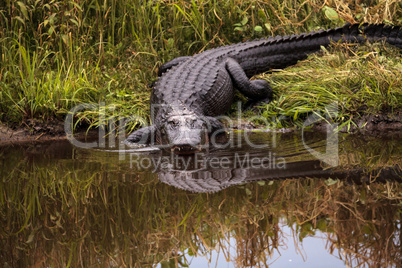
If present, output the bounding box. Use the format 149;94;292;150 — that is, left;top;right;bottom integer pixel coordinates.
154;154;402;193
130;131;402;193
0;131;401;267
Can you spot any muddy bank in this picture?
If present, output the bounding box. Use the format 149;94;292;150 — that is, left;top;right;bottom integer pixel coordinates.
227;113;402;138
0;120;97;145
310;113;402;136
1;113;401;145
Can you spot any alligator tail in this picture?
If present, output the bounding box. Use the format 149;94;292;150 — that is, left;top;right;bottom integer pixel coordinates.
238;23;402;76
356;23;402;49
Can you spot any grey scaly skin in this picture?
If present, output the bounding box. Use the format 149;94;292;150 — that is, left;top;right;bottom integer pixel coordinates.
125;23;402;154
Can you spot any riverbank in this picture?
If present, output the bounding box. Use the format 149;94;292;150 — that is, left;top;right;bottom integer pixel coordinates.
1;111;400;146
0;121;97;145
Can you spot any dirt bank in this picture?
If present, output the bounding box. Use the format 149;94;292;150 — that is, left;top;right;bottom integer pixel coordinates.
310;113;402;136
1;113;401;145
0;120;96;145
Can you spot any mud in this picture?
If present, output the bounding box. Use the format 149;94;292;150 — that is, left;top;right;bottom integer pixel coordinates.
1;113;401;145
311;113;402;137
0;120;96;145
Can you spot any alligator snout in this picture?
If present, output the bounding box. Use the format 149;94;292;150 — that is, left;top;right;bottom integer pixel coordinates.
169;127;208;154
170;134;204;154
171;143;202;154
159;114;209;154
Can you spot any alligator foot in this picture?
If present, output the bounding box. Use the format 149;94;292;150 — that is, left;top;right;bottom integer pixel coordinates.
158;56;192;76
148;81;157;88
244;97;271;112
225;58;273;99
124;125;156;146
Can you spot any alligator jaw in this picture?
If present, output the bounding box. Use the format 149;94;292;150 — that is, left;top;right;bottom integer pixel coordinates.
171;144;203;155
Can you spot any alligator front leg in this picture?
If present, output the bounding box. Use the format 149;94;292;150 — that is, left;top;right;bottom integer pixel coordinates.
204;116;231;146
205;116;225;134
225;58;273;101
124;125;156;147
148;56;193;88
158;56;192;76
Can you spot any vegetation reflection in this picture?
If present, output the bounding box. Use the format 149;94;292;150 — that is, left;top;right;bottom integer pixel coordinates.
0;133;401;267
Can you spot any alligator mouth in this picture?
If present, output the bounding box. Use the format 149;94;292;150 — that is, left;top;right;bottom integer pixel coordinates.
171;144;202;155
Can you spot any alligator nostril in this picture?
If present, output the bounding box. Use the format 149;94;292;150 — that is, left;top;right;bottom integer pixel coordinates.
171;144;201;154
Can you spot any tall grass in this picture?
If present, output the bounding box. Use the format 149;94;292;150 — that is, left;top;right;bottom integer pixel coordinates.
0;0;401;130
259;42;402;129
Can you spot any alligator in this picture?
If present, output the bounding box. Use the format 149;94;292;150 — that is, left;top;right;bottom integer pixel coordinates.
124;23;402;154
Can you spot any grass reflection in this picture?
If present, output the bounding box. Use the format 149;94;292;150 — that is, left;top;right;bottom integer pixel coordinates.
0;133;401;267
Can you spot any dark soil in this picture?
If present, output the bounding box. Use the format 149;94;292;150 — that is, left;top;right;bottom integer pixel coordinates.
311;113;402;136
1;113;401;145
0;119;96;145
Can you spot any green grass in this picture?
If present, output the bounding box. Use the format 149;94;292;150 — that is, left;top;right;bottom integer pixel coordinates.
257;42;402;130
0;0;401;132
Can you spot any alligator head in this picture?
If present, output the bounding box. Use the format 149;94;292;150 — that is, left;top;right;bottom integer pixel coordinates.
156;103;209;155
158;114;209;154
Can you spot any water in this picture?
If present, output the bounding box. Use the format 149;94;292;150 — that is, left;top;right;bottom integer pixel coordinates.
0;131;401;267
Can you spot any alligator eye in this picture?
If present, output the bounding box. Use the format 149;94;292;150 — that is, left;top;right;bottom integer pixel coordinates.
187;118;196;128
169;119;179;129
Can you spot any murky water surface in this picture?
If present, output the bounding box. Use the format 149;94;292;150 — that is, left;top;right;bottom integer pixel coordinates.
0;131;401;267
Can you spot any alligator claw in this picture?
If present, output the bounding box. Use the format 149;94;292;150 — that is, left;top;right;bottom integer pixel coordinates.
244;97;272;112
123;140;148;148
